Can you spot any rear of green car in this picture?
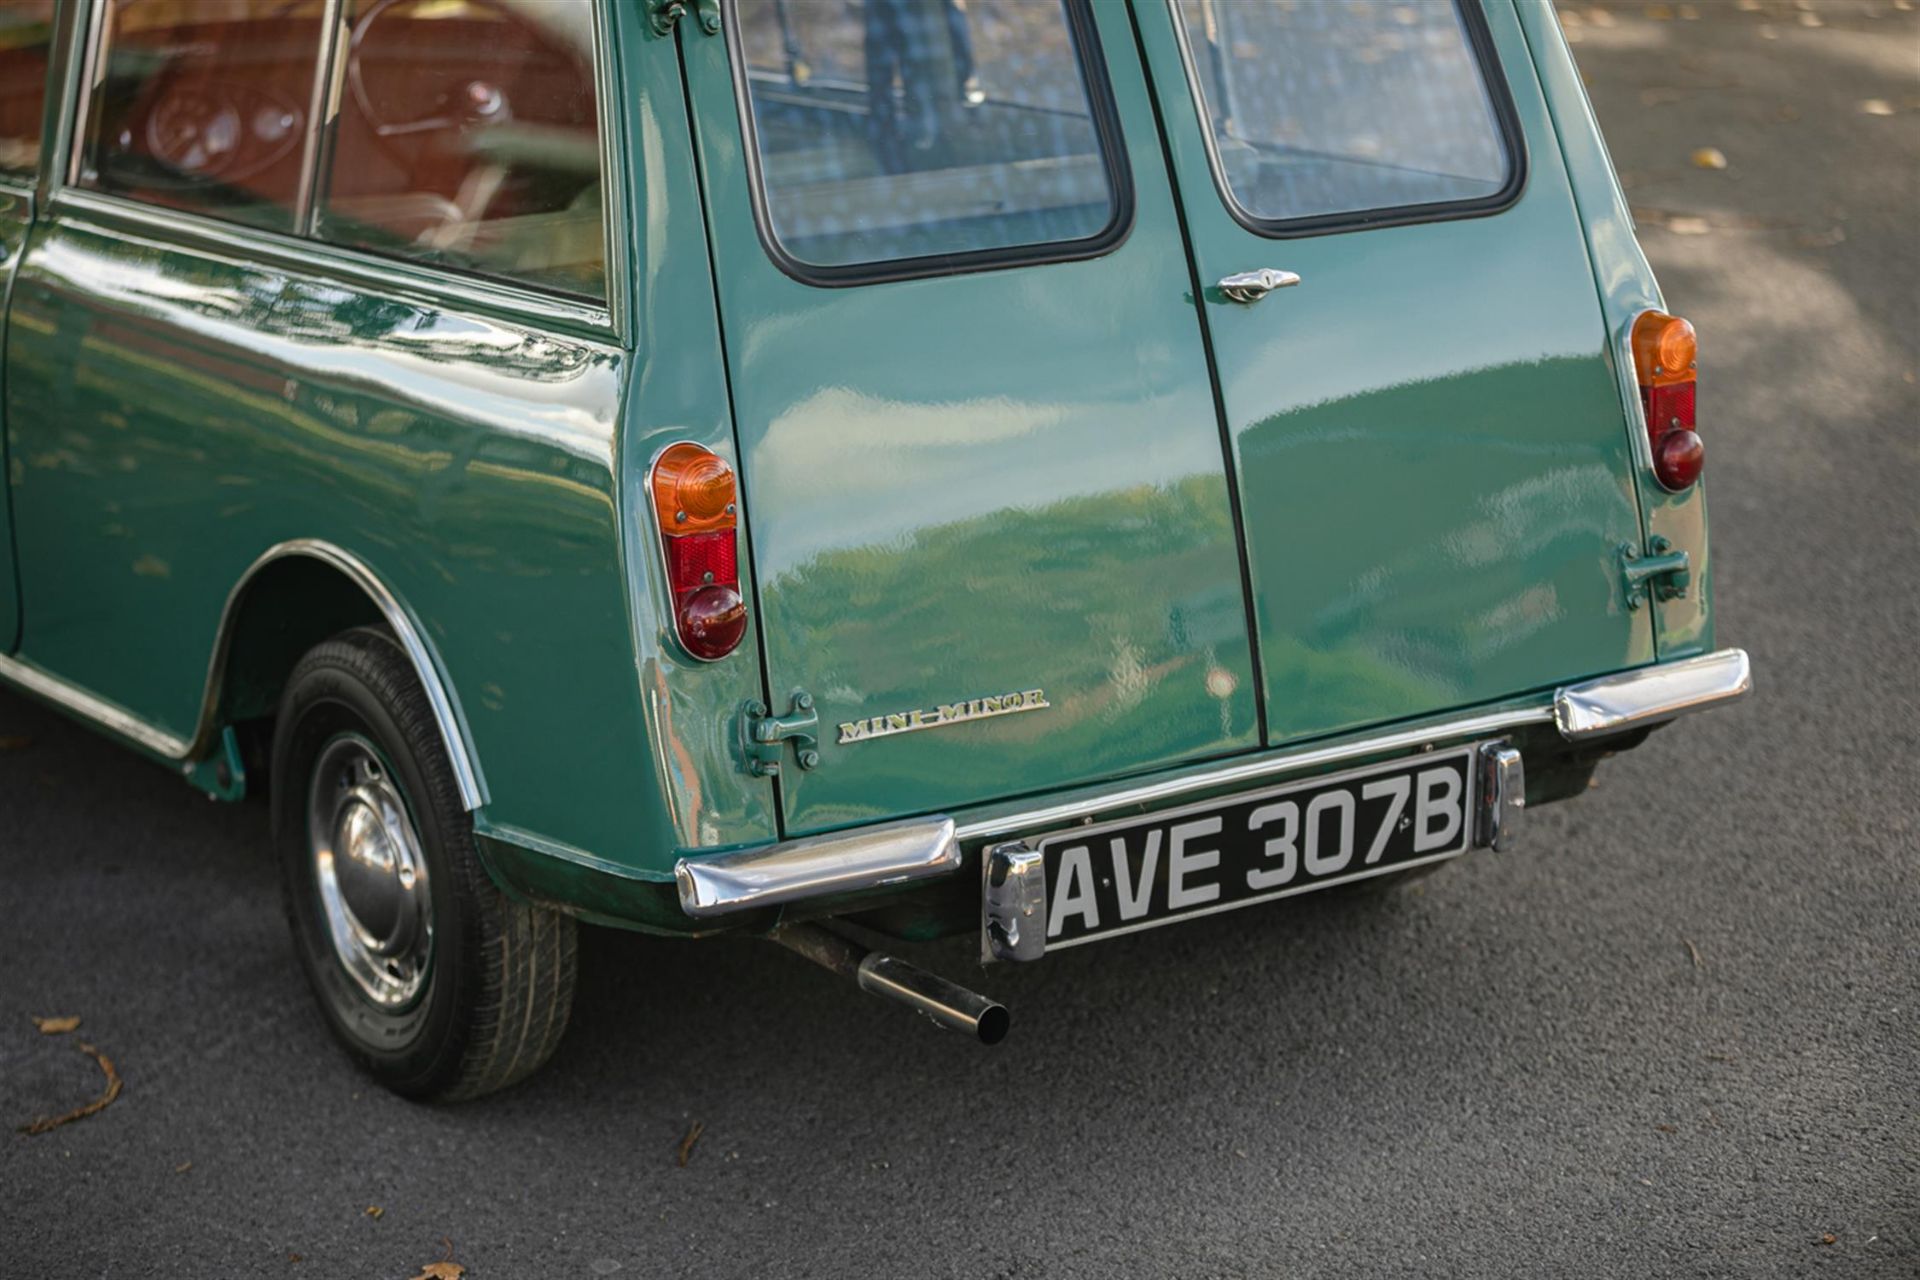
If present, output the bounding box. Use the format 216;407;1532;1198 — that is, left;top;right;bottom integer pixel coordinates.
656;0;1746;975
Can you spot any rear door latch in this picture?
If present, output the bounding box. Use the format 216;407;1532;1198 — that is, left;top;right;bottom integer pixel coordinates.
1619;536;1691;610
742;691;820;778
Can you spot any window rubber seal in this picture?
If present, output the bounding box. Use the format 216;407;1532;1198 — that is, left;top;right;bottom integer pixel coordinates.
721;0;1135;289
1167;0;1530;241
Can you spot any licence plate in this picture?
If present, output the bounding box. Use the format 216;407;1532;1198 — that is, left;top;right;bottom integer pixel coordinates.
1037;746;1480;950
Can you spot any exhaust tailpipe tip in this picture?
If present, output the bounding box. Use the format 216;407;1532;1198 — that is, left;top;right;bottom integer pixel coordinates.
772;923;1012;1046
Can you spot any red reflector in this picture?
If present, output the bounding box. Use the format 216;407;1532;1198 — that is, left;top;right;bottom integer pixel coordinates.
676;584;748;660
664;531;738;592
1644;381;1696;433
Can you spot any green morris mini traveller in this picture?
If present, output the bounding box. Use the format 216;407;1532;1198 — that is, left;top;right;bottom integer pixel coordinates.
0;0;1751;1098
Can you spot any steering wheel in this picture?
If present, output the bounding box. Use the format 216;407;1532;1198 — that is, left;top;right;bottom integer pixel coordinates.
346;0;587;164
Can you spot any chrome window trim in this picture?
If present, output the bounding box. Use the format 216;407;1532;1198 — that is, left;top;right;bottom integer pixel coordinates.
49;186;617;337
56;0;625;340
0;539;490;810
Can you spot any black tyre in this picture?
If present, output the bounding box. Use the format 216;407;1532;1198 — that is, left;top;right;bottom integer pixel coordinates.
272;626;576;1101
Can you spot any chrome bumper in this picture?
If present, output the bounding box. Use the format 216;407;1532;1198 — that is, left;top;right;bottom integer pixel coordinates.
674;648;1751;920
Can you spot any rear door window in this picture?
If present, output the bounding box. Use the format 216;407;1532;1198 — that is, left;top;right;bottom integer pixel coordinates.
732;0;1127;281
0;0;55;176
315;0;605;299
1172;0;1520;232
76;0;329;232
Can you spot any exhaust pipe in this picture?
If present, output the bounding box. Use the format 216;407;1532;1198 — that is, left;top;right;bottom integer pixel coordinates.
771;922;1010;1046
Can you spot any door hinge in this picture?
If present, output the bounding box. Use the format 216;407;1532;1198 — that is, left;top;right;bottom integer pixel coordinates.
742;690;820;778
1620;536;1691;610
650;0;720;37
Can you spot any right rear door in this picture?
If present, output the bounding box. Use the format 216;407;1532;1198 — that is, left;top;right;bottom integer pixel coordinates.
1138;0;1654;745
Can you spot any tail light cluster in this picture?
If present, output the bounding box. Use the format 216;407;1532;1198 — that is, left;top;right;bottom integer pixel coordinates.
1630;311;1704;491
649;443;747;661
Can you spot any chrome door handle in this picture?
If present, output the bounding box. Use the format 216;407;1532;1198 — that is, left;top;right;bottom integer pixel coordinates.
1217;268;1301;304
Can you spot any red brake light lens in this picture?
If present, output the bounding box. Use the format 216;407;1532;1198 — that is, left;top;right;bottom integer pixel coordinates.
1632;311;1704;492
650;443;747;661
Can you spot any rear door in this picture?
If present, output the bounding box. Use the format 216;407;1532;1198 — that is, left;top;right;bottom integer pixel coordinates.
1137;0;1654;745
677;1;1260;836
0;0;56;651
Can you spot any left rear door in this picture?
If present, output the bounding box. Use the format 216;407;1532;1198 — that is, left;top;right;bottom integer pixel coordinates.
0;0;57;651
677;0;1263;837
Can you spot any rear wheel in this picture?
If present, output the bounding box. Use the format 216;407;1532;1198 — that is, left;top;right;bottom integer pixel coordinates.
271;627;576;1100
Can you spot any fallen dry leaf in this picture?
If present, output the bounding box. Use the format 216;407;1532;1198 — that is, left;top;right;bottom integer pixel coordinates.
1667;216;1712;236
1691;147;1729;170
408;1236;466;1279
1858;99;1895;116
365;1206;385;1221
18;1042;123;1135
677;1120;706;1168
32;1015;80;1035
1820;1234;1837;1246
1735;0;1760;9
1798;10;1823;26
1684;938;1704;968
1654;1123;1678;1134
174;1161;192;1174
1645;2;1674;18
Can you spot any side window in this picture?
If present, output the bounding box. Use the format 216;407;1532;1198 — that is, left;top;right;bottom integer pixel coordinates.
315;0;605;300
77;0;330;231
1172;0;1518;231
733;0;1126;279
0;0;55;177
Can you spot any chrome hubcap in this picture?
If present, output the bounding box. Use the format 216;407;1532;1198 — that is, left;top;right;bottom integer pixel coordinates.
307;734;432;1008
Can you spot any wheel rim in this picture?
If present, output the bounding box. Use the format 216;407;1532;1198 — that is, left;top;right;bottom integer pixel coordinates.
306;733;433;1009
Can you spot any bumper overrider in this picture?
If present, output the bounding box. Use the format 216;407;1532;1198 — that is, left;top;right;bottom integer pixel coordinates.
678;648;1751;962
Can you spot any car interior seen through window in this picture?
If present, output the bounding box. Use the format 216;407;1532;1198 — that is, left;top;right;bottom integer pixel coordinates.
70;0;605;299
78;0;328;231
1174;0;1514;228
735;0;1120;275
0;0;53;176
316;0;606;299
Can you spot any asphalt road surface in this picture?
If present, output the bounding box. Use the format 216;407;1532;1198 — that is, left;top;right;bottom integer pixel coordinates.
3;4;1915;1277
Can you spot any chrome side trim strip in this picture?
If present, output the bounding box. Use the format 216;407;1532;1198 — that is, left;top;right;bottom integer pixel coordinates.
676;816;960;919
0;539;488;810
1554;647;1751;740
955;704;1556;843
0;654;190;758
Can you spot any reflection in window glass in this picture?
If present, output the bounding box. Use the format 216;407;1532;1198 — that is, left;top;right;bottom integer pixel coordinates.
0;0;54;175
736;0;1118;272
317;0;604;299
78;0;329;231
1174;0;1512;226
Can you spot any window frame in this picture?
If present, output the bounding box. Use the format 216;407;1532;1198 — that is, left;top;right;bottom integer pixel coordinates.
722;0;1135;289
55;0;625;334
1167;0;1529;241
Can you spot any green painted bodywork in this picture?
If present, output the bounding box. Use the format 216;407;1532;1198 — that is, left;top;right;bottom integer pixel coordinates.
0;0;1712;939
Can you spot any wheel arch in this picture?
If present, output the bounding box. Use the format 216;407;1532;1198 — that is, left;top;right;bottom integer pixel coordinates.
195;540;488;810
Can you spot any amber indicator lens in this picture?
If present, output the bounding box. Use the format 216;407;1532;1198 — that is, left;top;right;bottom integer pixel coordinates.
1632;310;1703;492
650;443;747;661
651;442;737;534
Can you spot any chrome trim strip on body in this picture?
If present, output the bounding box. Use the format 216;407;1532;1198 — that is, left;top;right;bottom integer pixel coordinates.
0;653;190;757
1554;647;1751;740
0;539;489;810
675;649;1752;918
675;816;961;918
955;704;1555;843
